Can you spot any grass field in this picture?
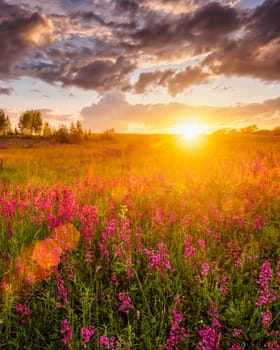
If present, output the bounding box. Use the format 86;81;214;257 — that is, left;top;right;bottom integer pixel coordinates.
0;134;279;349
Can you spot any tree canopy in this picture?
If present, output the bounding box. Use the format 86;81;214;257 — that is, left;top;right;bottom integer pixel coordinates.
18;110;43;135
0;109;11;135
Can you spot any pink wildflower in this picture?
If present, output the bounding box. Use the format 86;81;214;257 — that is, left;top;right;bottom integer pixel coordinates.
81;325;95;348
118;291;134;315
61;319;72;345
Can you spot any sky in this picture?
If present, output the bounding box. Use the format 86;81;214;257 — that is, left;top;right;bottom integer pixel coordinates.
0;0;279;133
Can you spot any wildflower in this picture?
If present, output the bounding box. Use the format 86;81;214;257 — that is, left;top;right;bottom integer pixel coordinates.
184;235;197;261
118;291;134;315
127;267;135;279
81;325;95;348
261;309;272;327
256;260;277;307
202;215;209;223
173;297;183;307
219;283;229;295
164;297;189;349
79;204;98;263
201;263;210;276
15;303;32;324
99;335;109;347
229;344;244;350
55;271;69;305
110;272;119;287
111;273;118;282
217;274;229;295
196;301;222;349
233;328;243;338
264;340;280;349
198;239;205;248
196;326;221;350
164;308;188;349
1;282;8;290
144;242;173;277
99;335;119;349
61;319;72;345
253;215;268;230
52;223;80;252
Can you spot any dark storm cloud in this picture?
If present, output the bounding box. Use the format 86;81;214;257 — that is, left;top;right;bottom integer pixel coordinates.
204;0;280;81
63;56;136;92
70;11;107;26
0;0;279;94
0;87;14;95
0;0;53;77
133;66;210;95
69;10;136;30
133;69;174;94
115;0;139;13
131;2;241;57
167;66;211;96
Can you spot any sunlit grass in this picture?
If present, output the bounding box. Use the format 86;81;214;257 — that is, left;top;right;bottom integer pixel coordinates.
0;135;279;349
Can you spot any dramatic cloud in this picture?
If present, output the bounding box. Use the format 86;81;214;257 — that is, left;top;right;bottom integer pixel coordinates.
63;56;136;92
133;69;174;94
81;92;280;132
81;92;130;130
0;1;53;77
1;0;279;95
167;66;211;96
133;66;211;96
204;0;280;81
1;0;280;133
0;87;14;95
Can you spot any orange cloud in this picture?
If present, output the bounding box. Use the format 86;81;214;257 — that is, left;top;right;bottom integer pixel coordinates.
81;92;280;132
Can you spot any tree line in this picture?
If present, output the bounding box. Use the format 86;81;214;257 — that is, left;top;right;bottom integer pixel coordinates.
2;109;280;139
209;124;280;137
0;109;90;143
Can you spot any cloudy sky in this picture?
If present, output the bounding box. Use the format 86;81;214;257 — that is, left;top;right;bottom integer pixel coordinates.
0;0;279;133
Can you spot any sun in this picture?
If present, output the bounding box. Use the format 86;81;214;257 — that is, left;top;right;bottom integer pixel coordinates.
175;122;205;142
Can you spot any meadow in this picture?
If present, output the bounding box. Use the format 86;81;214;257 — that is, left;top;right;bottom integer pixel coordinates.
0;134;279;349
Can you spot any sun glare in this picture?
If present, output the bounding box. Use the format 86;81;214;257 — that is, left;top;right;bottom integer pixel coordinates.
175;122;205;142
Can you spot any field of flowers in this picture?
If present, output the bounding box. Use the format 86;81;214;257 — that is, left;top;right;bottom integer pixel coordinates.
0;135;279;349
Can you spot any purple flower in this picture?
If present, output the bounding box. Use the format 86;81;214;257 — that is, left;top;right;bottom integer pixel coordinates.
118;292;134;315
81;325;95;348
99;335;119;349
61;319;72;345
15;303;32;324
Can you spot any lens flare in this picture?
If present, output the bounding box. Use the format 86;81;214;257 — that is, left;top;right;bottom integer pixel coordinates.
175;122;205;142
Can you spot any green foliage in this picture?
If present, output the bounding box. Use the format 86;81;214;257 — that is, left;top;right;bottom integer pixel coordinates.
0;109;11;135
0;137;279;348
54;124;70;143
42;122;53;137
100;128;116;140
69;121;84;143
54;121;85;143
18;110;43;136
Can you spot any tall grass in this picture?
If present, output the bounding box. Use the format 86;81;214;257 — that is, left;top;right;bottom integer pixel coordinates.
0;135;279;349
